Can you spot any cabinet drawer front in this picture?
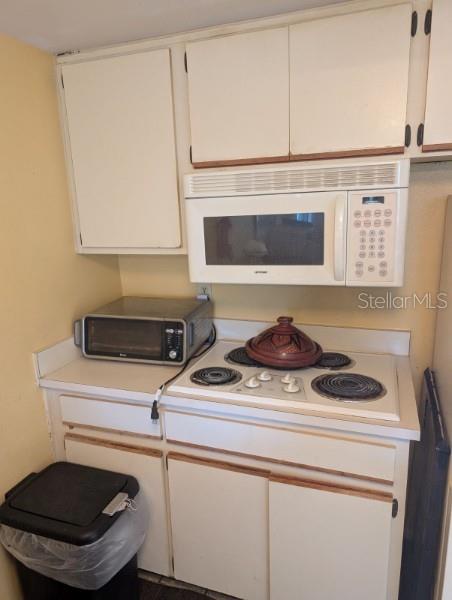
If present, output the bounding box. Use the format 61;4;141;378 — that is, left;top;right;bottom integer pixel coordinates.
60;395;161;438
165;411;395;483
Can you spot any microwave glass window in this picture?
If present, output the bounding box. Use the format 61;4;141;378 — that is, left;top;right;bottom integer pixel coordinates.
85;318;162;359
203;213;325;266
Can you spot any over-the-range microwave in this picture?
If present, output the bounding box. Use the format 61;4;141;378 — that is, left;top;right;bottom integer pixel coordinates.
184;159;409;287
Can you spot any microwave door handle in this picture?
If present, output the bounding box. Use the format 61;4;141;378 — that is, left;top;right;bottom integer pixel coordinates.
334;195;346;281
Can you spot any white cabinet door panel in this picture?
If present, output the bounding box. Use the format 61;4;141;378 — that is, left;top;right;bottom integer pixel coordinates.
168;454;269;599
269;477;393;600
62;49;180;249
65;435;171;576
290;4;412;157
187;27;289;165
423;0;452;151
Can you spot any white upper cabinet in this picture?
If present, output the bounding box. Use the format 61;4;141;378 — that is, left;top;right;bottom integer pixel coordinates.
186;28;290;166
289;4;412;159
423;0;452;152
61;49;181;251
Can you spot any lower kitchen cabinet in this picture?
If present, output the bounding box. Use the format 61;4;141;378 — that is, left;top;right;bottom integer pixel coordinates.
167;453;269;600
64;434;171;576
269;475;393;600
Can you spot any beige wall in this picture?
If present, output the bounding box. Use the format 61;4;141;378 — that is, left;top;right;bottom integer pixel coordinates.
120;161;452;393
0;35;122;598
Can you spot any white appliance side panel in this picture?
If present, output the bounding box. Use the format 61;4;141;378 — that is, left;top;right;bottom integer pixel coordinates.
423;0;452;149
187;27;289;163
185;191;346;285
289;3;411;155
62;49;181;248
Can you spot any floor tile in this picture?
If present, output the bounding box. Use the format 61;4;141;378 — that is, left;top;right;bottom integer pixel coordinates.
139;578;163;600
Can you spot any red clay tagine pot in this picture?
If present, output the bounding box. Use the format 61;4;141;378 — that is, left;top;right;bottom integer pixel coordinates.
245;316;322;369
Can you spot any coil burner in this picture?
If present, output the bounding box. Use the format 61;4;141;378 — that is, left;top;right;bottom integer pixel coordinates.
311;373;386;401
190;367;242;386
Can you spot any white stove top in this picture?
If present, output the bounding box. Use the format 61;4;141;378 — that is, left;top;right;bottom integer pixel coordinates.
167;340;400;422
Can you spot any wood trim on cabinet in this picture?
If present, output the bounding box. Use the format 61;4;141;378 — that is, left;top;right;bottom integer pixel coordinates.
269;473;393;503
289;146;405;162
64;433;163;458
422;143;452;153
167;451;271;479
166;439;393;486
192;154;290;169
63;421;162;440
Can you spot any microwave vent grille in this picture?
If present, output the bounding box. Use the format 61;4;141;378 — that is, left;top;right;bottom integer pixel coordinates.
186;162;402;197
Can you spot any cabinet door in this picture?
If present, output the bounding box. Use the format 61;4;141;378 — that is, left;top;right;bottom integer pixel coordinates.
65;434;171;576
290;4;412;159
61;49;181;250
186;28;289;166
423;0;452;152
167;453;269;599
269;476;393;600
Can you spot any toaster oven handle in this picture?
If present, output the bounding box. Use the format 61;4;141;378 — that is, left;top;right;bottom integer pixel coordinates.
334;194;346;281
74;319;82;347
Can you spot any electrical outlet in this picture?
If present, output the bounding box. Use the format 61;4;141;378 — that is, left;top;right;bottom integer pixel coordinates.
196;283;212;300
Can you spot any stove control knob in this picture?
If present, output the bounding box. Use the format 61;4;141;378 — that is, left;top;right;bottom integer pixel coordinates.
245;376;261;389
283;381;300;393
281;373;295;384
258;371;272;382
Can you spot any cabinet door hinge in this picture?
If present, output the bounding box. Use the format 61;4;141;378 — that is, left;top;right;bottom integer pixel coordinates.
184;51;188;73
411;11;418;36
79;233;83;245
417;123;425;147
392;499;399;518
189;145;193;164
171;556;175;571
424;9;432;35
405;124;412;147
61;74;64;89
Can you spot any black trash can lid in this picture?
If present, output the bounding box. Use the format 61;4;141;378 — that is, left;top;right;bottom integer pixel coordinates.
0;462;139;546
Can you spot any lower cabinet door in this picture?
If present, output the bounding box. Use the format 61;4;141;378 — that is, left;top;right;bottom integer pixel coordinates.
269;476;393;600
65;434;171;576
167;453;269;600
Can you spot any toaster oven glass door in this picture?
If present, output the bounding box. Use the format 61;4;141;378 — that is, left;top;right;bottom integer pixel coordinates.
84;317;164;360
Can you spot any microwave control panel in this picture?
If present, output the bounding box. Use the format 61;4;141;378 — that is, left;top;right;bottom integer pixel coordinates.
346;191;407;287
164;321;185;362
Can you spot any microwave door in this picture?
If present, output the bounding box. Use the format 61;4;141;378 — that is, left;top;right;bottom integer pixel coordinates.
185;192;346;285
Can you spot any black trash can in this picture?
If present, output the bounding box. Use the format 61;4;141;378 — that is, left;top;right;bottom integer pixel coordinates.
0;462;146;600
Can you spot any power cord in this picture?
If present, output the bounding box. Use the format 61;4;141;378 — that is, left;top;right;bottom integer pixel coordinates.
151;324;217;422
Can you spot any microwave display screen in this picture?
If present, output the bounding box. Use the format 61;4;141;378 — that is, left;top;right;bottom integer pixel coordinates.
203;213;324;266
85;317;163;359
362;196;385;204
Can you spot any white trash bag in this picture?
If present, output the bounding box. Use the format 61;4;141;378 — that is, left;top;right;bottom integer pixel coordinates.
0;492;148;590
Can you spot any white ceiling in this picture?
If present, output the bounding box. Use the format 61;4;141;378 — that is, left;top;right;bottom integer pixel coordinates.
1;0;347;54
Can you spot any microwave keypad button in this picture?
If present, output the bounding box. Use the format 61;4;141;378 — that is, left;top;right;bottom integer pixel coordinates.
368;251;376;258
384;209;392;217
368;265;375;272
368;244;375;250
370;229;376;236
355;261;364;268
354;220;361;228
378;244;385;250
378;251;385;258
379;270;388;277
369;237;376;243
364;220;371;228
364;210;372;217
378;236;385;243
359;252;366;259
374;210;382;217
380;261;388;268
354;210;362;218
374;219;382;227
384;219;392;227
360;244;366;250
355;270;363;277
379;229;385;236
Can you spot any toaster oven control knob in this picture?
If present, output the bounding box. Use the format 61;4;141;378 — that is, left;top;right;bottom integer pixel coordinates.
283;380;300;393
281;373;295;385
168;350;178;360
245;376;261;389
258;371;272;382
